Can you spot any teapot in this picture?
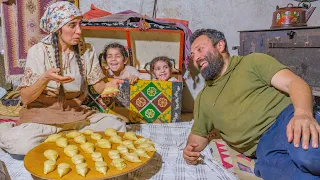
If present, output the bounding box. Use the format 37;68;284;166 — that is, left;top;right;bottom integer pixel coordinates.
271;2;316;28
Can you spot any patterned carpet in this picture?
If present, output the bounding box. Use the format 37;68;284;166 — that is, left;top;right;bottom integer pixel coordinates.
209;139;261;180
1;0;61;84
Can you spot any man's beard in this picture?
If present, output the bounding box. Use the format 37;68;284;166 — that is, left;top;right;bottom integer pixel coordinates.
198;51;224;81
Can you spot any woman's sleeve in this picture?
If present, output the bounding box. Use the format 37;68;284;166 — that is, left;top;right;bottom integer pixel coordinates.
18;44;46;88
84;44;106;85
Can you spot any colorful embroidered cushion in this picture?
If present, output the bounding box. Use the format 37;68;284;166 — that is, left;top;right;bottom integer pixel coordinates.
84;80;183;123
128;80;182;123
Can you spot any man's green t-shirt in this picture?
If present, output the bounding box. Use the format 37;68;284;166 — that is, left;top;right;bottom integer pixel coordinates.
191;53;291;156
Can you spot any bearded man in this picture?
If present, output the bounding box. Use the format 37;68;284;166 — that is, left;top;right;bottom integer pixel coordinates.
183;29;320;179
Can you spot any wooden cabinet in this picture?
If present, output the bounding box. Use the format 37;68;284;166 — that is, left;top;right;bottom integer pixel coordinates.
239;26;320;96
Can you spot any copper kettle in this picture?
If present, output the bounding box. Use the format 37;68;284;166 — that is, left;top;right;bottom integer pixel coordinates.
271;2;316;28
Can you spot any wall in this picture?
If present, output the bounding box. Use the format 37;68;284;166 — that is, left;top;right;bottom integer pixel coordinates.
80;0;320;112
80;0;320;56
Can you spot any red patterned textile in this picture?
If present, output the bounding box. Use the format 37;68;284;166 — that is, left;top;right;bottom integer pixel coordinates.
83;4;112;20
1;0;60;84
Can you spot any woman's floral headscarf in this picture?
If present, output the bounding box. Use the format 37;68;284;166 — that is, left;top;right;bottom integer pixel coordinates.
40;1;82;44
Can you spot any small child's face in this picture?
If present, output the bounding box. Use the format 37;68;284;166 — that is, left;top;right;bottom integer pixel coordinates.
153;60;172;81
106;48;126;73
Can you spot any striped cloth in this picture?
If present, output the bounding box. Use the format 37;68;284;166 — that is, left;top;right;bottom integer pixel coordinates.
0;121;238;180
127;121;238;180
0;151;30;180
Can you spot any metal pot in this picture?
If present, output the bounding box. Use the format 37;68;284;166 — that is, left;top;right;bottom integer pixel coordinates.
271;2;316;28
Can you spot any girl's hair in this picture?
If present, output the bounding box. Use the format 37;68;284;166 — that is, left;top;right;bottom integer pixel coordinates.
150;56;173;74
52;32;85;107
98;43;128;67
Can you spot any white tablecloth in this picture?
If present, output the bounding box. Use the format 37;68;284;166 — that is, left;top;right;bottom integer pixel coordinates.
0;121;238;180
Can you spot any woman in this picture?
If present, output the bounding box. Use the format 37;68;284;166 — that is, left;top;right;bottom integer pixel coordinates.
0;1;126;155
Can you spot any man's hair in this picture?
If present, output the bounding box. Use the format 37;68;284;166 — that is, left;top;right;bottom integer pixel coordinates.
190;29;229;56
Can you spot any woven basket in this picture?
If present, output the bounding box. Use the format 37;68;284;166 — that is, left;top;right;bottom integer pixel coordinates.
0;91;22;117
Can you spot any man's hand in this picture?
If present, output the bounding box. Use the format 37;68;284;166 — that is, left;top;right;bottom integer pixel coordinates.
271;69;318;150
183;142;201;165
43;68;74;83
183;133;208;165
101;79;124;98
287;112;320;150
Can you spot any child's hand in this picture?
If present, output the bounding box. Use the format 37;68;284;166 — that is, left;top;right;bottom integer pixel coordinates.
101;79;124;98
127;75;139;85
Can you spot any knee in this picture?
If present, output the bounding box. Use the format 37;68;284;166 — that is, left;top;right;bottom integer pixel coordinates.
292;149;320;175
104;114;127;132
0;133;34;155
0;123;54;155
12;140;35;155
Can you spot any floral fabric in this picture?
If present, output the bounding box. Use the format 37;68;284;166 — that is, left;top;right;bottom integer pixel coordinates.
40;1;82;44
19;67;41;87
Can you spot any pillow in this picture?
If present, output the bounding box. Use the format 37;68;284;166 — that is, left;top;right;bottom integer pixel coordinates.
83;4;112;20
209;139;261;180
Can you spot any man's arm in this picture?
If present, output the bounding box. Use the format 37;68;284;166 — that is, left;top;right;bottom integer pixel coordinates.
271;69;320;149
187;133;209;152
183;133;208;165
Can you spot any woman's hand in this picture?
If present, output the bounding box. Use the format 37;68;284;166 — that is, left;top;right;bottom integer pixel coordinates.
43;68;74;83
20;68;74;105
127;75;139;84
101;79;124;98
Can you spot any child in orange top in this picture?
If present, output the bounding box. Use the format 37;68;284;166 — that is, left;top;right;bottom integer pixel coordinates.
99;43;150;84
150;56;177;81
